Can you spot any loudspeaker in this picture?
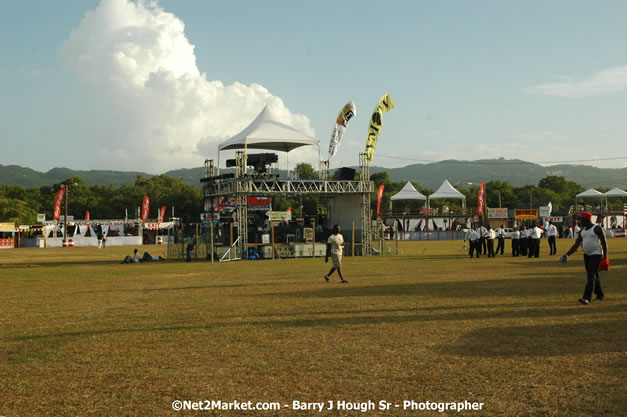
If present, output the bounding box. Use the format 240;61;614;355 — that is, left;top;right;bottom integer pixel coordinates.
337;167;356;181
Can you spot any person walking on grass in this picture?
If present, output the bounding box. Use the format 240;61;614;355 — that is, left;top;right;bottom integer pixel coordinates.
561;212;608;305
325;224;348;283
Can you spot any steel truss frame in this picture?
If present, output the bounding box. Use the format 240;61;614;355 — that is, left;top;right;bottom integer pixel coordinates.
202;152;374;259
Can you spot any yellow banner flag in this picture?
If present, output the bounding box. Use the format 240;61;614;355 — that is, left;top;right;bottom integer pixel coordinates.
365;93;395;163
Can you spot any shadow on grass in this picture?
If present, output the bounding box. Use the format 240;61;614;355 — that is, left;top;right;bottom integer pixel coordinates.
263;275;580;299
437;320;626;357
8;302;625;344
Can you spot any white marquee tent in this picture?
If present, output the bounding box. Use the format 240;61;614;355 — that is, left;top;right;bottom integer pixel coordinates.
428;179;466;208
217;105;320;172
576;189;603;198
391;181;427;201
603;187;627;197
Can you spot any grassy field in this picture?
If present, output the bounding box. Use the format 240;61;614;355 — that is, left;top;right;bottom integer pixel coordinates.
1;240;626;417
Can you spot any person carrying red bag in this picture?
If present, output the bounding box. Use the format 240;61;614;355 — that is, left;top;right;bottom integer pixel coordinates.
561;212;608;305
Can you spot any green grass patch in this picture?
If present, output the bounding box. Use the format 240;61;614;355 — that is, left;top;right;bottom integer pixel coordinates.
1;241;626;416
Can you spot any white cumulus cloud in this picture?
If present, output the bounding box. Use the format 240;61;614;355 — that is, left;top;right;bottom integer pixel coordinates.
59;0;315;173
526;65;627;97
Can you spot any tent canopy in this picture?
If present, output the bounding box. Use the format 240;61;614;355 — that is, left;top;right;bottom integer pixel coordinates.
391;181;427;201
603;187;627;197
429;179;465;200
576;189;603;198
218;105;319;152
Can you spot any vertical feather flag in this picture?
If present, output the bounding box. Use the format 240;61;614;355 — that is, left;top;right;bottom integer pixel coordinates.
53;188;66;220
141;195;150;222
158;206;166;223
328;101;356;160
85;210;90;221
365;93;395;163
376;184;385;221
477;182;487;215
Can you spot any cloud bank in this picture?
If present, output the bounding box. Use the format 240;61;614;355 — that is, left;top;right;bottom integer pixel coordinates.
59;0;315;173
526;65;627;97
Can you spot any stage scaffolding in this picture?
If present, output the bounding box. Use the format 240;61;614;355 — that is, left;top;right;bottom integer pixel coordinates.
201;153;375;260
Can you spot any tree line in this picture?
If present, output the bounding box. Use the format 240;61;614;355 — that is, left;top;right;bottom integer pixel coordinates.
0;162;603;225
0;175;202;224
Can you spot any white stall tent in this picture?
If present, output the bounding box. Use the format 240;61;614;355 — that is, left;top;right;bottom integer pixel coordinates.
428;179;466;208
391;181;427;201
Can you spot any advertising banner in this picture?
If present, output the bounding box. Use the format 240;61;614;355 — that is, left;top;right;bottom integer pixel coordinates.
328;101;356;159
488;208;508;219
53;188;66;220
365;93;395;163
376;184;385;221
141;195;150;222
515;209;538;220
477;182;487;215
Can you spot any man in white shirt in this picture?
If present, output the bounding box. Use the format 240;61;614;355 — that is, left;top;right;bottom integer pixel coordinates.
528;223;542;258
325;224;348;283
562;212;608;305
495;224;506;256
468;226;480;258
547;221;558;255
486;225;496;258
511;227;520;256
519;226;528;256
478;224;488;255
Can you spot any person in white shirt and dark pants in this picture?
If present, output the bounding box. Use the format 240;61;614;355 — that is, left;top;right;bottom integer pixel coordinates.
562;212;608;305
495;224;506;255
547;221;558;255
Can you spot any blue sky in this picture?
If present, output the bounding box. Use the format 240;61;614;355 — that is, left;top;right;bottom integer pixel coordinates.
1;0;626;174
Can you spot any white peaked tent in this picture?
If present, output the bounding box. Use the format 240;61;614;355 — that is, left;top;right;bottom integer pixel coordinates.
576;189;603;198
428;179;466;208
391;181;427;201
603;187;627;197
218;105;320;172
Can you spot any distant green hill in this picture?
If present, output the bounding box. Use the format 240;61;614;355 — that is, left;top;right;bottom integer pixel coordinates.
1;159;626;190
0;164;153;188
381;159;627;190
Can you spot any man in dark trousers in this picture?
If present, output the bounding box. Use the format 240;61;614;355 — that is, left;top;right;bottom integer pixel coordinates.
478;223;488;255
561;212;608;305
486;225;496;258
186;240;195;262
511;227;520;256
495;224;506;255
468;226;480;258
547;221;558;255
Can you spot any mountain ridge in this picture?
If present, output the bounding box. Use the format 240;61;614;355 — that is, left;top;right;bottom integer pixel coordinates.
1;159;625;190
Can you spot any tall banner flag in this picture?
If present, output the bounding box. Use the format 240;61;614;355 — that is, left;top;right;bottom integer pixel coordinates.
141;195;150;222
158;206;166;223
85;210;90;221
365;93;395;163
53;188;66;220
376;184;385;221
477;182;487;215
328;101;356;160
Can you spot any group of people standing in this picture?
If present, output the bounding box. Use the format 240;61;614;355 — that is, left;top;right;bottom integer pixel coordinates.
467;224;507;258
468;221;559;259
510;221;558;257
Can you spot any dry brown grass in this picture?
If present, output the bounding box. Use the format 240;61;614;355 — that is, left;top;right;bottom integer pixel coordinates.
1;240;626;417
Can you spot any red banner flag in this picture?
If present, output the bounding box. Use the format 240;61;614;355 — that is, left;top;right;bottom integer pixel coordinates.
85;210;90;221
376;184;385;220
53;188;66;220
477;182;487;215
158;206;166;223
141;195;150;222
